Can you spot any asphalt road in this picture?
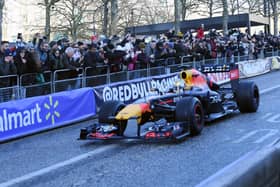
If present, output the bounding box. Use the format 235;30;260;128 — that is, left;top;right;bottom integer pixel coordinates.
1;71;280;187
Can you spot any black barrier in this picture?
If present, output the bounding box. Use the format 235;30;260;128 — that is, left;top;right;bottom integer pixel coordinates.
196;140;280;187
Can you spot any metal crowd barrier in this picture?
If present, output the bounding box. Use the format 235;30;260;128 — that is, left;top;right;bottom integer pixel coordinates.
0;50;279;103
19;71;52;98
0;74;19;102
53;68;84;92
85;67;109;87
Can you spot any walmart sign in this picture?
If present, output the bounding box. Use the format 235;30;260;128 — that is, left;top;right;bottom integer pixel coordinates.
0;88;96;142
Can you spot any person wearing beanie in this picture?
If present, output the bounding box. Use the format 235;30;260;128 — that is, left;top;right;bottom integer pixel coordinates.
0;49;17;79
0;49;17;102
49;41;58;50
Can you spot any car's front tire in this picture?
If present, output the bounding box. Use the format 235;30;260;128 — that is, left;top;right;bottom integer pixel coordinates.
98;101;127;135
175;97;204;135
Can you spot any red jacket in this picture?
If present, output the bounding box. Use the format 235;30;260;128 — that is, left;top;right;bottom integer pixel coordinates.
196;27;204;39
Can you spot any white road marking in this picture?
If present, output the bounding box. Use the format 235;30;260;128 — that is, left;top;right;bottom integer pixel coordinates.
2;83;280;186
233;130;259;144
260;85;280;94
267;114;280;123
254;130;279;143
233;129;279;144
261;113;273;119
0;145;116;187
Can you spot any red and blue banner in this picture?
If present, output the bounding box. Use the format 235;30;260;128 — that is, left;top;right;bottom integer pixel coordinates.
0;88;96;142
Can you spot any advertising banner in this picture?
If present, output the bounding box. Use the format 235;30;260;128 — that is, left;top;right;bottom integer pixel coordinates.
238;59;271;78
267;56;280;70
0;88;96;142
94;73;178;108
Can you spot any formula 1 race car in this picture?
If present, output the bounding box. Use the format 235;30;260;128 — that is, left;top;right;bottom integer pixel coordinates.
79;64;259;142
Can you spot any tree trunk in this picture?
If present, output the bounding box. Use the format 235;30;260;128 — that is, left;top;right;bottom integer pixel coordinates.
102;0;109;36
209;0;213;18
271;0;278;35
181;0;186;21
110;0;118;36
222;0;228;36
0;0;4;42
174;0;181;34
45;4;51;41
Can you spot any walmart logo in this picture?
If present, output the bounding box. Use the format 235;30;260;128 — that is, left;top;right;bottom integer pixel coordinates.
44;96;60;125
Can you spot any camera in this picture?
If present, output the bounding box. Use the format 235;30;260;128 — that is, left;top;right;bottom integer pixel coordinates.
17;33;22;40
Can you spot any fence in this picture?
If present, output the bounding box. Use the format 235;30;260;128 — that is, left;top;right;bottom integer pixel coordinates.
0;74;19;102
0;51;278;103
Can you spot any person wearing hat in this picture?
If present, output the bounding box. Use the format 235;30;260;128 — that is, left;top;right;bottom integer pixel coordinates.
0;49;17;84
0;49;17;102
0;49;14;102
49;41;58;51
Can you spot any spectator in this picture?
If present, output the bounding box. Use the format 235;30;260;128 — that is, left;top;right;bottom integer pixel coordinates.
72;43;84;65
37;41;51;72
0;41;10;62
49;49;64;71
14;47;32;75
196;24;205;39
61;47;81;70
0;49;17;77
145;40;156;64
83;43;104;75
0;49;17;101
0;49;17;100
136;42;149;69
103;44;126;72
60;47;82;90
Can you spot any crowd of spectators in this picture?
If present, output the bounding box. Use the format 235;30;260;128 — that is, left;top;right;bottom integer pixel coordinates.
1;26;280;87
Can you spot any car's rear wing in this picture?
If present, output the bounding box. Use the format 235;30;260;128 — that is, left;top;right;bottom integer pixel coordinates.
198;63;239;90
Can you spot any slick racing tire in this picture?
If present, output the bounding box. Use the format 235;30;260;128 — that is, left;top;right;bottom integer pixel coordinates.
236;81;259;113
175;97;204;135
98;101;127;135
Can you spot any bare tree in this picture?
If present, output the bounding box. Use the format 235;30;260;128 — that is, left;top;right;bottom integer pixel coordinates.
38;0;60;41
52;0;93;41
0;0;4;42
112;0;139;34
228;0;261;15
222;0;229;35
135;0;173;25
197;0;222;18
180;0;199;20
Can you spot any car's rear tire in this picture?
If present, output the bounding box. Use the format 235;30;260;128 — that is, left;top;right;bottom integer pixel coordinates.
176;97;204;135
98;101;127;135
236;81;259;113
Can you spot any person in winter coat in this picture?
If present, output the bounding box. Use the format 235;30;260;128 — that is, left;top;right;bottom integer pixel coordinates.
83;43;104;75
0;49;17;79
0;49;17;102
